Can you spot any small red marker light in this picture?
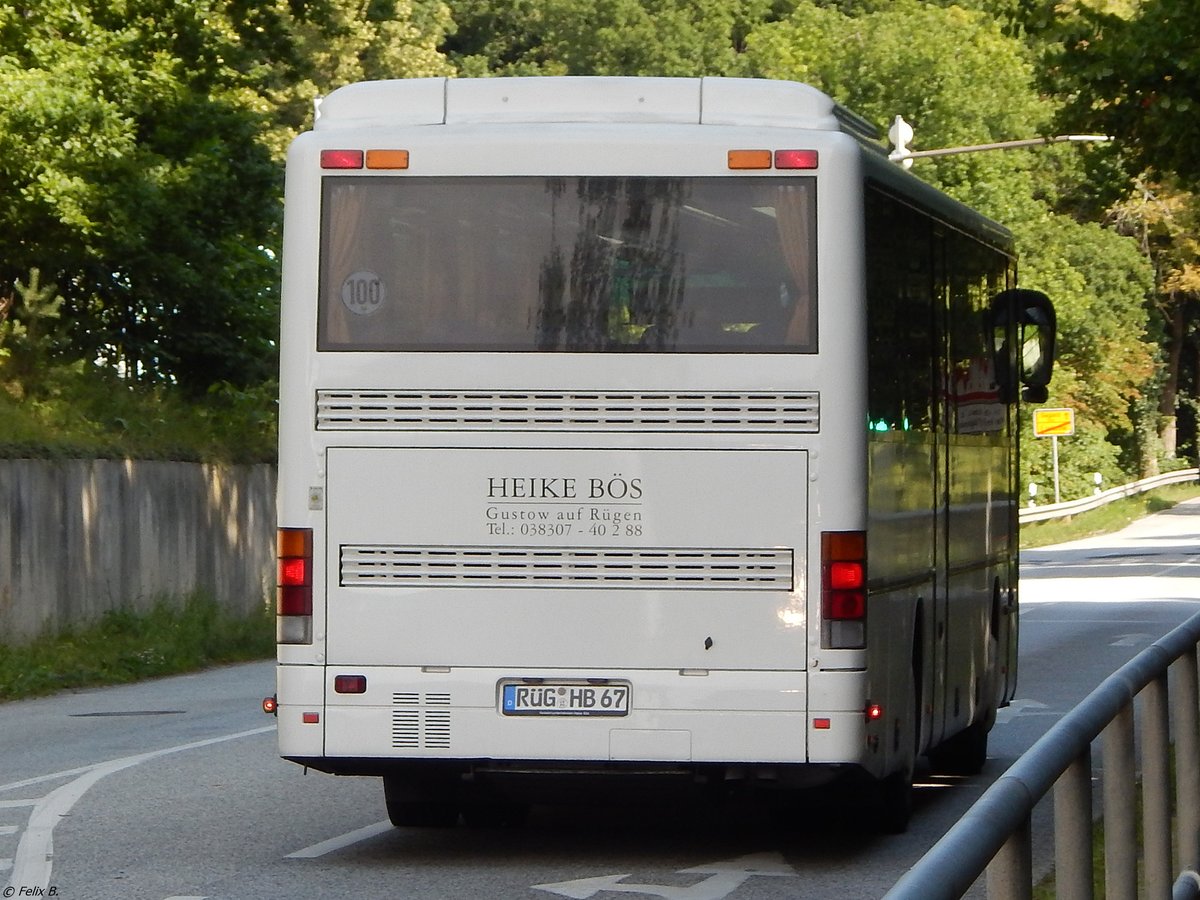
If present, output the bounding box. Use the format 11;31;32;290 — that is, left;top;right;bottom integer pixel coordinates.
774;149;819;170
262;696;278;715
320;149;364;169
813;718;831;730
302;712;320;724
866;703;884;721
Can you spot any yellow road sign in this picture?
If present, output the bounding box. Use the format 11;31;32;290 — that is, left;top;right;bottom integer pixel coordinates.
1033;408;1074;437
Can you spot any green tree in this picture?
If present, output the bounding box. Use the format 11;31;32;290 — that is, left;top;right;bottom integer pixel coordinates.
444;0;774;76
742;0;1158;490
229;0;454;157
1108;180;1200;465
0;1;281;391
0;269;64;400
1052;0;1200;189
1014;214;1156;483
743;0;1055;222
0;0;453;393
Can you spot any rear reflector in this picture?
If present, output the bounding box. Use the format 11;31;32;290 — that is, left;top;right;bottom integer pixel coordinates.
334;674;367;694
320;149;364;169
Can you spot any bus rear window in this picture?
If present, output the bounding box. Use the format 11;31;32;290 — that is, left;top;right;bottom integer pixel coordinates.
318;176;816;353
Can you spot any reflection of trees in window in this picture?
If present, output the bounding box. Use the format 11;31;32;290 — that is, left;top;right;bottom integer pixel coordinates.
536;178;685;351
319;175;816;353
866;187;935;434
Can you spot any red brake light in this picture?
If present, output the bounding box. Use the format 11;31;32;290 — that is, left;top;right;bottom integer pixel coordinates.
279;557;309;587
828;561;863;590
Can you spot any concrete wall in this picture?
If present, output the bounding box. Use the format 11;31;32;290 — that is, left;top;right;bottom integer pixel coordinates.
0;459;275;644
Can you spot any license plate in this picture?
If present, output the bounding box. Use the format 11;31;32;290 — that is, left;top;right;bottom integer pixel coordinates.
501;682;630;717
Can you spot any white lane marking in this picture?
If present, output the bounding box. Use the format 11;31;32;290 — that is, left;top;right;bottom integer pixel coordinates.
6;726;274;894
0;827;16;835
0;727;275;795
1110;633;1152;647
994;699;1052;724
285;820;393;859
0;801;37;809
534;852;796;900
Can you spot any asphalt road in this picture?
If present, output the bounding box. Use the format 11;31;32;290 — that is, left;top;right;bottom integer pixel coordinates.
3;499;1199;900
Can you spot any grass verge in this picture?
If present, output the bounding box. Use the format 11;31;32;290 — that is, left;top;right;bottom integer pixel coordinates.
0;594;275;702
1020;482;1200;549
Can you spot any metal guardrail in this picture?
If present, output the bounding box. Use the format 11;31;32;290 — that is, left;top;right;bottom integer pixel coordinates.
885;611;1200;900
1019;468;1199;524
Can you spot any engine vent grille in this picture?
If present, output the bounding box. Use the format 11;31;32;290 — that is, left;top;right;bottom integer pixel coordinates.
392;692;452;749
343;546;793;591
316;390;819;433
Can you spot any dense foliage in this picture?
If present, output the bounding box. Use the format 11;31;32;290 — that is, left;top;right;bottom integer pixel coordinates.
1;0;1196;495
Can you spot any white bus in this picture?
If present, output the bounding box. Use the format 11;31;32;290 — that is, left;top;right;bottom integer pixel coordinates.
268;76;1056;833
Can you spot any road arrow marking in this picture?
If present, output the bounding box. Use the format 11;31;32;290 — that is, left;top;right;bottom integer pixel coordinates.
533;852;796;900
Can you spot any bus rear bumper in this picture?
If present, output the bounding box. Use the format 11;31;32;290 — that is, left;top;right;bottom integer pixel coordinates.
275;664;823;767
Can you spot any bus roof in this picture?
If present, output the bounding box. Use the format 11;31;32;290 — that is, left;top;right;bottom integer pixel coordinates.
313;76;879;139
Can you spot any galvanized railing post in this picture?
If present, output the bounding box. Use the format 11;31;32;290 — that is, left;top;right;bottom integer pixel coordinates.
883;613;1200;900
1178;648;1200;871
1144;673;1173;899
1054;748;1094;899
1103;703;1138;900
987;814;1033;900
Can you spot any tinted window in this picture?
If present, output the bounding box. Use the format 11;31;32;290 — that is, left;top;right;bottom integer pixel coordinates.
318;176;816;353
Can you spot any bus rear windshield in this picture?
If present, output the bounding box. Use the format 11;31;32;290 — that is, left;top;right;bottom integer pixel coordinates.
318;176;816;353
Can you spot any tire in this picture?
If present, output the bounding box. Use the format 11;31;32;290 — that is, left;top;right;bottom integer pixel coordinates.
383;774;460;827
927;719;989;776
871;667;918;834
461;800;529;828
872;767;914;834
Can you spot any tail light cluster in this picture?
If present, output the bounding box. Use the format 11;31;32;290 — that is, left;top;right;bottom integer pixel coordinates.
821;531;866;649
277;527;313;645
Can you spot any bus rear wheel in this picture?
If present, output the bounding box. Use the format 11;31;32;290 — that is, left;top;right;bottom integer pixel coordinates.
872;768;913;834
927;719;989;776
383;773;460;827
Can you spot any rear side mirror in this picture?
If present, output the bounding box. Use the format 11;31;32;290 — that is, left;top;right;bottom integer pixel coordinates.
989;289;1056;405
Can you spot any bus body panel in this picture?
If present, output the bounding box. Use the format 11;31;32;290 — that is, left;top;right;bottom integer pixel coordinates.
323;446;807;671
